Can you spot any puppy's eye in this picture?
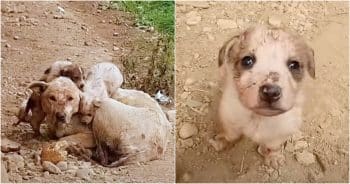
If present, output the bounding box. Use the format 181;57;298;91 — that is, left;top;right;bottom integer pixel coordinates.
241;56;255;69
287;60;300;70
87;113;92;116
68;96;74;101
49;96;56;101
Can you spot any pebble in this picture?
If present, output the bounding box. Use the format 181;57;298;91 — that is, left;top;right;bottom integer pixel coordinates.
42;161;61;174
19;15;26;22
53;15;64;19
56;161;68;171
113;46;119;51
166;110;176;122
268;15;282;27
81;25;88;31
3;153;25;172
217;19;237;29
194;53;200;59
181;172;192;182
179;123;198;139
294;140;308;150
5;43;11;48
1;137;21;153
295;150;315;165
43;171;50;177
13;36;19;40
113;32;119;36
76;168;91;180
182;138;194;148
185;11;201;25
84;41;91;46
185;78;195;86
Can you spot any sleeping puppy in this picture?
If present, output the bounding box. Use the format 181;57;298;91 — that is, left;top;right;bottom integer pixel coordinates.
209;25;315;168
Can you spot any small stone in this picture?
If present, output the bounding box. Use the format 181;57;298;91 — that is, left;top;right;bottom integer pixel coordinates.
3;153;25;172
1;136;21;153
185;78;195;86
84;41;91;46
294;141;308;150
181;172;192;182
295;150;316;165
19;16;26;22
43;171;50;177
42;161;61;174
101;20;106;23
113;46;119;51
166;110;176;122
182;138;194;148
194;53;199;59
56;161;68;171
17;5;26;13
53;15;64;19
185;11;201;25
76;168;91;180
5;43;11;48
81;25;88;31
179;123;198;139
217;19;237;29
113;32;119;36
268;16;282;27
13;36;19;40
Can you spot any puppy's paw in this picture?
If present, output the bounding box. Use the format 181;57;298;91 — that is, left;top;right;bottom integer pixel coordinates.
258;145;285;169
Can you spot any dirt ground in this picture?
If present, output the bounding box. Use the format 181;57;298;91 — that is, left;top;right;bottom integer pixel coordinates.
175;1;349;183
1;1;174;183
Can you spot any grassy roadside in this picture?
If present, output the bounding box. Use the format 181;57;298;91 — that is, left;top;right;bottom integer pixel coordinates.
111;1;175;98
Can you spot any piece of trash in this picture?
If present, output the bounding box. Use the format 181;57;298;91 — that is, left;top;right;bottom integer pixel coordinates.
154;90;172;105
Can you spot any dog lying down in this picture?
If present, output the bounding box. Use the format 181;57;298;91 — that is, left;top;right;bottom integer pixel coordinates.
81;97;171;167
209;25;315;168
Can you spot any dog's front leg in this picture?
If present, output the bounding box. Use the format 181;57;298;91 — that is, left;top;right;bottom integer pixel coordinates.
209;126;242;151
258;141;286;169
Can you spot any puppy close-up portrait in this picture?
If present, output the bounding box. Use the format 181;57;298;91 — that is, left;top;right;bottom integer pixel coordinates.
175;1;348;183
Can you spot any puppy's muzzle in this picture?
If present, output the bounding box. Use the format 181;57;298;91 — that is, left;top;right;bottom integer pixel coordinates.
259;84;281;103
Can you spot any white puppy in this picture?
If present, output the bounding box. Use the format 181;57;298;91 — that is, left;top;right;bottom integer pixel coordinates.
91;98;170;167
209;25;315;167
79;62;123;124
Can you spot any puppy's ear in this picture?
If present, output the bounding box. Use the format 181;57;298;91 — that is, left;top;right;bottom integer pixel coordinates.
218;35;240;67
306;48;315;79
28;81;49;94
60;65;71;77
92;99;102;108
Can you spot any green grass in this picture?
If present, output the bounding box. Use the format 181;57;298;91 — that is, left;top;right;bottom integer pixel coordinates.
112;1;174;40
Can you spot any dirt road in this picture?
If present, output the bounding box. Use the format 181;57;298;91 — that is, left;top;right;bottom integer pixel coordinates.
175;1;348;182
1;1;174;182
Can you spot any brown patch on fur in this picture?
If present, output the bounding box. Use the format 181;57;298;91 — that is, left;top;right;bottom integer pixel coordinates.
60;64;85;88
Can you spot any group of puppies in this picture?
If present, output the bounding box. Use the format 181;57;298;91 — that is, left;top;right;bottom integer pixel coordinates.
15;61;170;167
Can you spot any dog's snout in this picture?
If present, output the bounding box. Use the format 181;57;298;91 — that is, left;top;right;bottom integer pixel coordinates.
56;112;66;121
259;84;281;103
79;83;85;89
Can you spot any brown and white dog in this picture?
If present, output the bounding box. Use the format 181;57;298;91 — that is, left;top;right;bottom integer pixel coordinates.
29;77;81;137
209;25;315;167
15;61;85;136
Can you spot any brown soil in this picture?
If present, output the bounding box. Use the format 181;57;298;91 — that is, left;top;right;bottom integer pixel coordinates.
1;1;174;183
175;1;349;182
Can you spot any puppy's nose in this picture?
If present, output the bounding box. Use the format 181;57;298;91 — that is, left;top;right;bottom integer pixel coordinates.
259;84;282;103
56;112;66;121
79;83;84;89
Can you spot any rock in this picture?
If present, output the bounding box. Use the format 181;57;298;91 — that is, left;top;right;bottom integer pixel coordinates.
13;36;19;40
53;15;64;19
194;53;200;59
17;5;26;13
1;161;9;183
113;46;119;51
181;172;192;182
295;150;315;165
217;19;237;29
81;25;88;31
5;43;11;48
179;123;198;139
19;15;26;22
185;78;195;86
76;168;91;180
40;142;67;164
166;110;176;122
56;161;68;171
43;171;50;177
268;16;282;27
42;161;61;174
113;32;119;36
84;41;91;46
185;11;201;25
294;141;308;150
3;153;25;172
182;138;194;148
1;136;21;153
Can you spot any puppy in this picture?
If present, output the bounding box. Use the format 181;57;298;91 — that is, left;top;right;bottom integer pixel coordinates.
16;61;85;133
79;62;123;124
209;25;315;167
29;77;81;137
89;98;170;167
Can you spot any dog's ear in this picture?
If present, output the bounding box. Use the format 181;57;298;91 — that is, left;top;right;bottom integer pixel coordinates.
92;99;102;108
218;35;240;67
28;81;49;94
60;65;71;77
306;47;315;79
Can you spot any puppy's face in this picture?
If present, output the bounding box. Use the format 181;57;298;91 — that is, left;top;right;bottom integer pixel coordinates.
30;77;81;124
60;64;85;89
219;26;315;116
78;94;98;124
